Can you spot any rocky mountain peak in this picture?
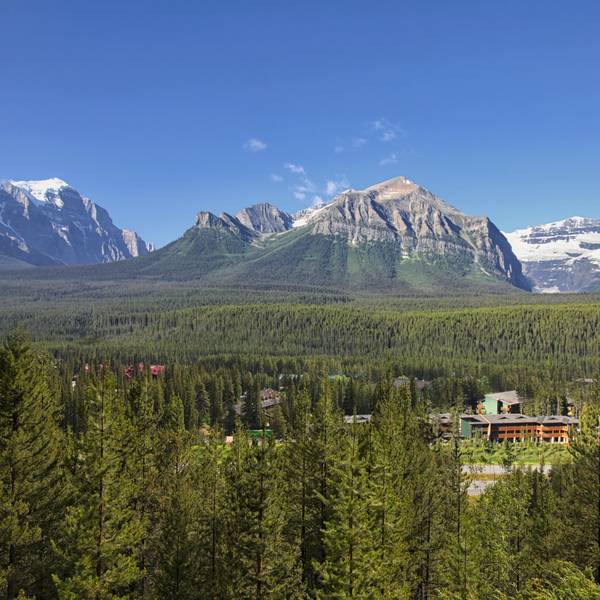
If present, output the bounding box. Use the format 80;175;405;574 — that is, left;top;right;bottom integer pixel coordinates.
195;210;257;242
7;178;70;207
236;202;293;234
185;175;527;289
196;211;225;229
363;175;420;199
0;178;151;266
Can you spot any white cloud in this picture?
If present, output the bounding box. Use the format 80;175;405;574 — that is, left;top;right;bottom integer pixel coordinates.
244;137;267;152
379;153;398;166
294;179;316;194
294;191;307;200
284;162;306;175
325;180;339;195
334;137;367;154
270;173;283;183
324;177;350;196
371;118;405;142
311;195;325;207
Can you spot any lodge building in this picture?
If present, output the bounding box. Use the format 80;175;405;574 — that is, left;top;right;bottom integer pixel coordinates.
460;413;579;444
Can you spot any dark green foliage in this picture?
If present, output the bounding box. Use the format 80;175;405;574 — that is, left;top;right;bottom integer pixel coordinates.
0;333;67;599
2;314;600;598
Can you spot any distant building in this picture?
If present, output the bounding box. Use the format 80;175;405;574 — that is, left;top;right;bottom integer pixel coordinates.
479;391;522;415
260;388;283;409
234;388;284;416
460;413;578;444
343;414;372;425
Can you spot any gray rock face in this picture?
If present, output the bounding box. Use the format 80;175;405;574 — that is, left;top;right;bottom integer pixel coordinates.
504;217;600;292
0;179;152;266
190;176;528;290
303;177;529;289
235;203;293;234
196;210;257;242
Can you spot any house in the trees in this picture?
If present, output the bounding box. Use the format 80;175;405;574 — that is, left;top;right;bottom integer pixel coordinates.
478;390;522;415
460;413;578;444
343;414;372;425
234;388;284;416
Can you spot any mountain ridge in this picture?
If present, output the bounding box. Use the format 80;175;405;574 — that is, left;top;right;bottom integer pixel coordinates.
123;175;530;292
0;179;152;267
0;174;533;295
505;216;600;292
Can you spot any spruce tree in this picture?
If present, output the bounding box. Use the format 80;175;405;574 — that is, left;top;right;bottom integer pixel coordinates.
152;395;201;599
53;373;145;599
0;333;67;599
314;419;376;598
561;400;600;580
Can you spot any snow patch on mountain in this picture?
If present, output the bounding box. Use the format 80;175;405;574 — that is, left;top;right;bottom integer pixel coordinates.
9;178;70;207
292;198;334;228
504;217;600;266
504;217;600;292
0;178;152;266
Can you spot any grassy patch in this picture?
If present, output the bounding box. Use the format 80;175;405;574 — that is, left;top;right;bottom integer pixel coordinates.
459;440;572;466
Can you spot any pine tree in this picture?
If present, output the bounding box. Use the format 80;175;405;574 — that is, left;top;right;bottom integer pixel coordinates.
560;399;600;580
368;381;413;598
152;395;201;599
314;418;376;598
222;377;238;434
209;377;224;426
195;380;210;426
195;430;227;598
0;333;67;599
221;427;302;598
281;388;326;590
54;373;145;599
242;380;261;429
123;378;160;596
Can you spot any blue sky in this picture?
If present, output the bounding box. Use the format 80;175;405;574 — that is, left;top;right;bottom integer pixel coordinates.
1;0;600;246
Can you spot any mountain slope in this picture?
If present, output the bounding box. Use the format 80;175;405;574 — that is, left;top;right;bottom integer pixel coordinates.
130;211;257;277
505;216;600;292
116;176;529;293
0;178;152;266
4;175;529;295
256;176;529;291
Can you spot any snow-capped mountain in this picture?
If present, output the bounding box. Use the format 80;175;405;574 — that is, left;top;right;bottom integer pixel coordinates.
504;217;600;292
0;178;152;267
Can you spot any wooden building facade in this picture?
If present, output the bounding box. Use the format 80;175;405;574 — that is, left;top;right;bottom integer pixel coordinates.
460;413;579;444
